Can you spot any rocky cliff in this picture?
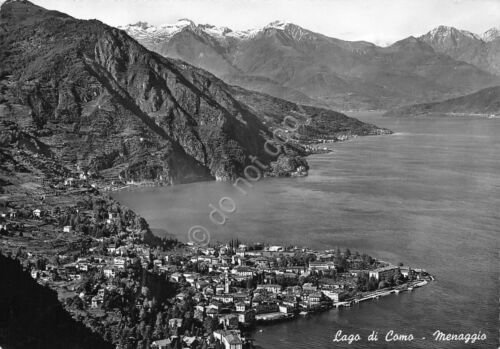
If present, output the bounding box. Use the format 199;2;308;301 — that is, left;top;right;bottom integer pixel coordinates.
0;0;389;185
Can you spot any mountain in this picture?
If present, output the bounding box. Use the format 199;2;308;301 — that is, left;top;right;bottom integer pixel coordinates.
419;25;500;76
228;85;390;140
386;86;500;116
482;27;500;42
120;20;500;110
0;0;387;186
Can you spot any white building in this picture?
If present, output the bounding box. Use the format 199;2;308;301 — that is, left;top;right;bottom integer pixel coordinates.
213;330;243;349
103;267;115;278
369;266;398;281
113;257;127;269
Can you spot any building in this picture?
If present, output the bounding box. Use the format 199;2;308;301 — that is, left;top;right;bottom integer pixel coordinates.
302;283;318;293
308;261;336;272
103;267;115;278
219;314;239;329
253;257;270;268
182;336;198;348
235;302;246;312
254;302;279;314
151;339;172;349
279;304;294;314
168;318;183;329
322;289;343;302
285;266;306;275
91;295;102;308
9;209;17;219
400;266;414;279
195;255;219;265
231;266;255;278
213;330;243;349
256;284;282;294
369;266;398;282
170;272;183;282
107;244;117;254
212;294;234;304
113;257;127;269
237;309;255;324
307;292;322;307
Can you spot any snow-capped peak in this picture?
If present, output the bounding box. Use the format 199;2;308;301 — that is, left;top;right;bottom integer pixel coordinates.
119;21;153;31
156;19;196;35
483;27;500;42
265;20;292;30
198;24;232;37
118;19;197;38
426;25;482;41
173;18;195;27
118;19;314;43
261;20;314;41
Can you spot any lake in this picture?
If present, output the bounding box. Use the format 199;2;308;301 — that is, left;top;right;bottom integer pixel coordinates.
113;112;499;348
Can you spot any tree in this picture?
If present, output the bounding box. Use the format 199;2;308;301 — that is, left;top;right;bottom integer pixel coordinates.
392;268;404;286
356;272;369;292
344;248;351;258
367;276;378;291
152;312;164;339
334;255;348;272
246;277;255;289
35;257;47;270
203;316;218;334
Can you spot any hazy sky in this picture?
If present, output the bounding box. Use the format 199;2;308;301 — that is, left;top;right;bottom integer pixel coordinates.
8;0;500;45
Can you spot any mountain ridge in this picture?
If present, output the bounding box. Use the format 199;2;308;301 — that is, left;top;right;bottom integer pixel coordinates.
121;20;499;46
483;27;500;42
419;25;500;76
0;0;388;187
121;19;500;110
386;86;500;117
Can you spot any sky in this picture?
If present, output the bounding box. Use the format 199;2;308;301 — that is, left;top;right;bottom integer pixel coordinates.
6;0;500;45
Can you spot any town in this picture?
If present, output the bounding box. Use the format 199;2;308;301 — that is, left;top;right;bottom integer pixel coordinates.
0;168;433;349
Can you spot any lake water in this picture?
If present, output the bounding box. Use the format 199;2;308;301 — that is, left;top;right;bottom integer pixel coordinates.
113;112;499;348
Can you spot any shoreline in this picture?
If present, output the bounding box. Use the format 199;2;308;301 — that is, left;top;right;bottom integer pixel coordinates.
0;134;434;349
102;131;394;193
250;278;433;329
